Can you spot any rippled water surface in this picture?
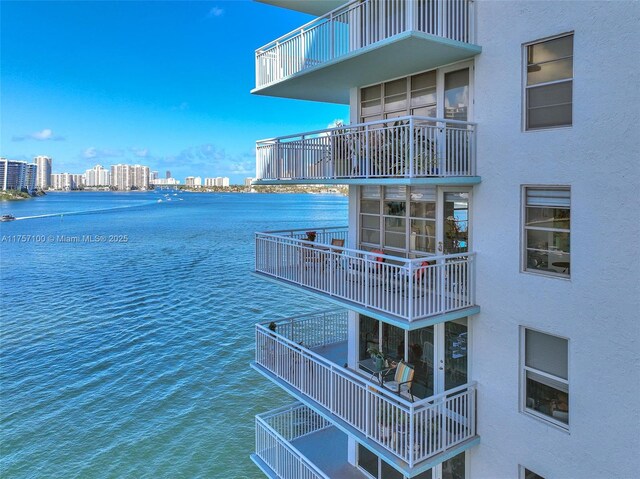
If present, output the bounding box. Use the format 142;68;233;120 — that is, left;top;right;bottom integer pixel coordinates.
0;191;347;478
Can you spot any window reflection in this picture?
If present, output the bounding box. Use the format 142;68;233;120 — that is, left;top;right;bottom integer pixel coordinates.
444;69;469;121
445;319;468;391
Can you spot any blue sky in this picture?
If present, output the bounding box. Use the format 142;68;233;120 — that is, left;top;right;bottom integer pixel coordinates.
0;0;348;183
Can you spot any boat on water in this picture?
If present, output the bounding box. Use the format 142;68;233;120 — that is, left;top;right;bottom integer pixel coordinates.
1;214;16;222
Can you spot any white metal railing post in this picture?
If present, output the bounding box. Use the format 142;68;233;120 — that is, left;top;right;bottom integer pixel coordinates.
365;124;370;177
255;52;260;88
471;124;477;176
301;28;305;71
275;139;281;179
409;406;415;467
364;255;370;307
439;257;446;314
330;12;335;59
470;253;476;305
407;261;414;321
301;134;307;179
437;0;444;37
438;122;446;176
406;0;414;31
408;117;415;178
469;0;476;44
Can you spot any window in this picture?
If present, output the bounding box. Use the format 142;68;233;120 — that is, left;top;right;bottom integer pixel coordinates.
360;70;437;123
357;443;464;479
522;328;569;428
360;185;436;255
524;33;573;130
522;186;570;277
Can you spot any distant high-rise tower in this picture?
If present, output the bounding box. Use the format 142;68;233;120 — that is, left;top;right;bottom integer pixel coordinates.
85;164;110;187
166;170;171;179
35;155;52;189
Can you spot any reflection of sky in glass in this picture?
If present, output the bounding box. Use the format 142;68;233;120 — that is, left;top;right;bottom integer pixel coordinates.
445;87;468;109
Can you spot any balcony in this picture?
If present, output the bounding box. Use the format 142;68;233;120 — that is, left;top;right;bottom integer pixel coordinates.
255;227;478;326
253;0;481;103
253;403;367;479
252;312;479;474
256;1;346;17
255;116;478;185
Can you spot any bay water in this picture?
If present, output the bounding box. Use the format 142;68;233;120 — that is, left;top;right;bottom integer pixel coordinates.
0;191;347;478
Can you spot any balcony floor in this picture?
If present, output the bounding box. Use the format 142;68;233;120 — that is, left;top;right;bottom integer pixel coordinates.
311;340;348;366
292;426;368;479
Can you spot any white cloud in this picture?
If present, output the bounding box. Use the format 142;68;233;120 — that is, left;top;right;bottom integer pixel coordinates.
131;147;149;158
207;6;224;18
171;101;189;111
327;119;345;128
12;128;65;142
82;147;124;160
32;128;53;140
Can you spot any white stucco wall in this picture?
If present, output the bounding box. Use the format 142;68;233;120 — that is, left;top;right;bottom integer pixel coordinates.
470;1;640;478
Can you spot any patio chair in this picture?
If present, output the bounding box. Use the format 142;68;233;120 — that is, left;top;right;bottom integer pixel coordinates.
382;361;415;402
326;238;346;269
331;238;345;248
347;248;385;277
390;260;434;296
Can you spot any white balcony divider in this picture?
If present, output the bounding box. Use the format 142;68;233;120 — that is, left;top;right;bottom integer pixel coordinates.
256;404;332;479
256;322;477;467
255;227;475;322
255;0;476;88
256;116;476;181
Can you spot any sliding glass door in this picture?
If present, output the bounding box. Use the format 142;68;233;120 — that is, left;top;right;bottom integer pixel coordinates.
358;316;468;399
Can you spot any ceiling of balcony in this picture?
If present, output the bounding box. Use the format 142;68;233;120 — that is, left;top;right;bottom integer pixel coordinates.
255;0;347;16
251;31;481;104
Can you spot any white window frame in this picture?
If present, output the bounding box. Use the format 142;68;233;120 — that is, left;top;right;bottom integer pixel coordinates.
522;32;574;131
357;60;474;123
521;185;571;279
519;326;570;431
358;185;439;256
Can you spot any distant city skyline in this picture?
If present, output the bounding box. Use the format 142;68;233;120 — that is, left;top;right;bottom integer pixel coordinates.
31;156;221;183
0;1;348;184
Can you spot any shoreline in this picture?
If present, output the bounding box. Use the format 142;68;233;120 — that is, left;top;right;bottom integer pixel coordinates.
38;186;349;196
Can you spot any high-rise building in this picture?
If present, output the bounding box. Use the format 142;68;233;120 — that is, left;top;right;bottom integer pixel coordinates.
70;174;84;190
150;178;180;186
150;171;159;181
34;155;52;189
84;164;111;187
50;173;73;191
0;158;35;191
204;177;230;187
166;170;172;179
109;164;150;190
185;176;202;188
25;163;38;192
248;2;638;479
244;177;254;187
